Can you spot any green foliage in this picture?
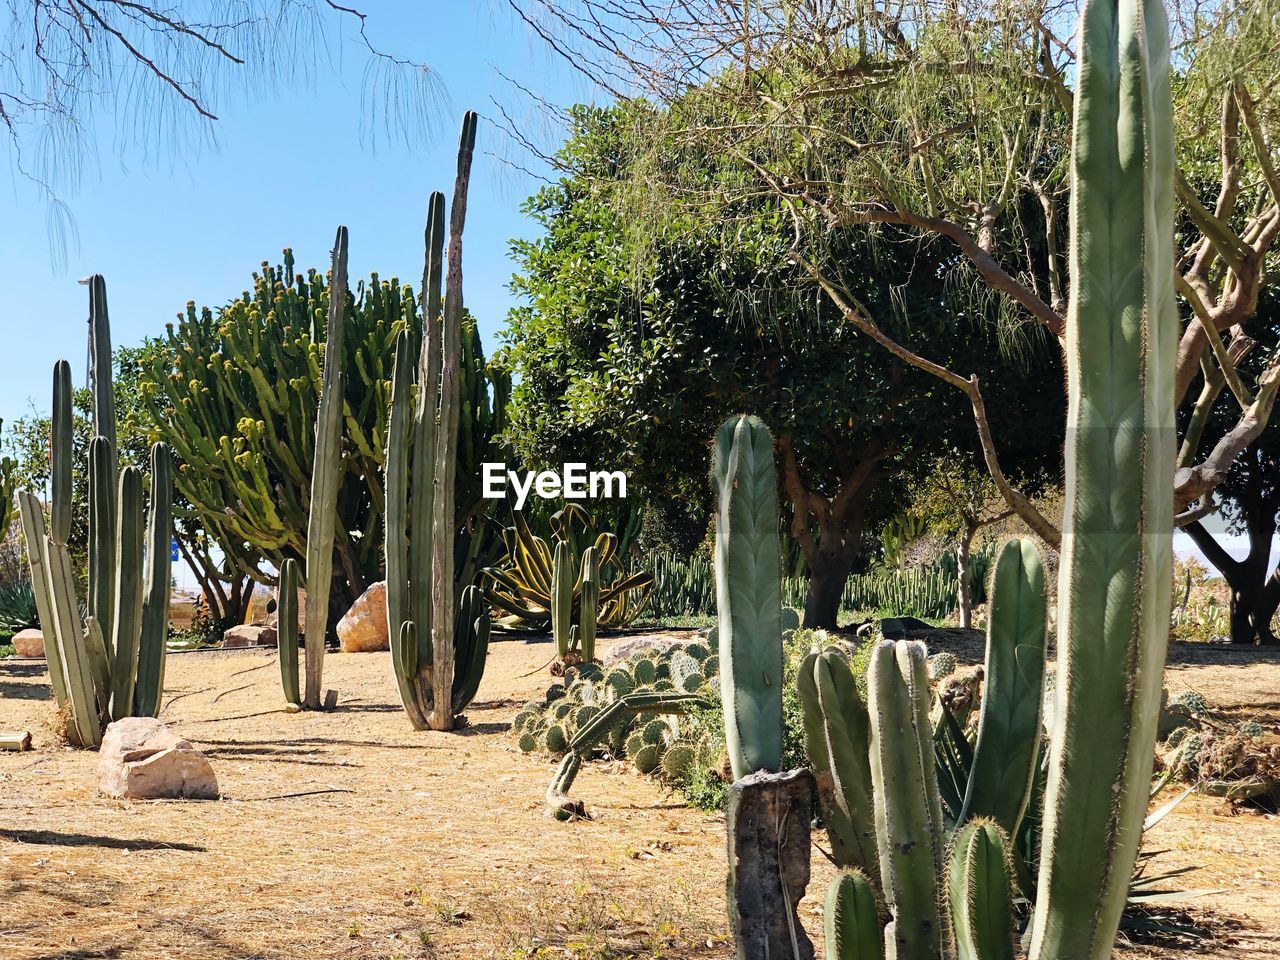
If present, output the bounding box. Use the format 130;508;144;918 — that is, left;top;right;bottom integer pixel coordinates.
501;103;1064;624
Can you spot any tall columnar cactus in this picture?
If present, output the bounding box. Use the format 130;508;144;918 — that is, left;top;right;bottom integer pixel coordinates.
300;226;349;710
17;277;174;747
277;558;301;708
867;640;946;960
712;414;784;779
1029;0;1177;954
713;414;815;959
957;539;1046;834
796;649;879;877
141;251;509;607
551;539;574;660
385;111;489;732
578;545;599;663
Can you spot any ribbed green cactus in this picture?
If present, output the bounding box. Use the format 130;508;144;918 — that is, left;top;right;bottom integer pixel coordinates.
277;558;301;707
948;821;1015;960
551;539;573;660
1029;0;1177;954
798;539;1046;957
384;111;490;732
300;226;349;710
797;650;879;877
712;414;784;779
578;545;599;663
824;870;882;960
868;640;946;960
17;278;174;747
957;540;1047;834
0;423;16;543
140;244;508;623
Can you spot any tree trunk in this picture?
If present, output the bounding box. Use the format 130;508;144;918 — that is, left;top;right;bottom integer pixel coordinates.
1186;511;1276;645
957;524;975;629
802;543;858;629
777;434;883;631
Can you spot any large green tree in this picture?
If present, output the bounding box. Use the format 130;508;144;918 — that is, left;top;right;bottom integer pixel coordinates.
503;105;1062;627
506;0;1280;564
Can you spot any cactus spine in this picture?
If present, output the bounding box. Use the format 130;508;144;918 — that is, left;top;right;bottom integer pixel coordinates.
385;111;488;732
798;538;1046;959
277;558;301;707
1028;0;1177;955
301;226;349;710
712;414;784;779
17;277;173;746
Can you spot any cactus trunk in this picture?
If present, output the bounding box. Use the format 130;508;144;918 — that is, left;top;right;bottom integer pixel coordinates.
302;227;349;710
134;444;172;718
1028;0;1177;955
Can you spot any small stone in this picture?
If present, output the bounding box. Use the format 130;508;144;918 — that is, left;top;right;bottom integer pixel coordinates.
12;629;44;658
221;624;277;648
98;718;219;800
337;581;388;652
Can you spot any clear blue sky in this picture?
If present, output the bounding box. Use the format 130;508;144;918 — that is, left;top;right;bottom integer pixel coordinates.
0;2;593;428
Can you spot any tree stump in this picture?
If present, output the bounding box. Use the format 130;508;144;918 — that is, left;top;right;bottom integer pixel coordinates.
726;768;816;959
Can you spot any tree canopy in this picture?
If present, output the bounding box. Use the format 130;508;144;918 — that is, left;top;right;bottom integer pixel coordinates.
502;103;1063;626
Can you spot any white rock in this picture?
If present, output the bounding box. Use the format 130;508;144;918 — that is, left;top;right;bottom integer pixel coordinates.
221;624;277;648
98;717;219;800
337;581;388;653
12;629;44;658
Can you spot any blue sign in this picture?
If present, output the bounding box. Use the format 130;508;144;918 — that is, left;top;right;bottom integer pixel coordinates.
171;538;180;562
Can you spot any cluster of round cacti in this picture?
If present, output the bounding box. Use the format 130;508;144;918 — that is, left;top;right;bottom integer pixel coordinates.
511;640;720;780
1158;688;1210;741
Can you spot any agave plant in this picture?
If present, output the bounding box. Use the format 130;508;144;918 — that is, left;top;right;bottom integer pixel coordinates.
0;580;39;633
481;504;654;630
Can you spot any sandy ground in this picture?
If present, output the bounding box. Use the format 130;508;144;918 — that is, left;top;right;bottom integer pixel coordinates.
1;632;1277;960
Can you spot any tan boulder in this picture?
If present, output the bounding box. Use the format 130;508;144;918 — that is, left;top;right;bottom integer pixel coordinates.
12;629;44;658
221;624;277;649
98;717;219;800
337;581;389;652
